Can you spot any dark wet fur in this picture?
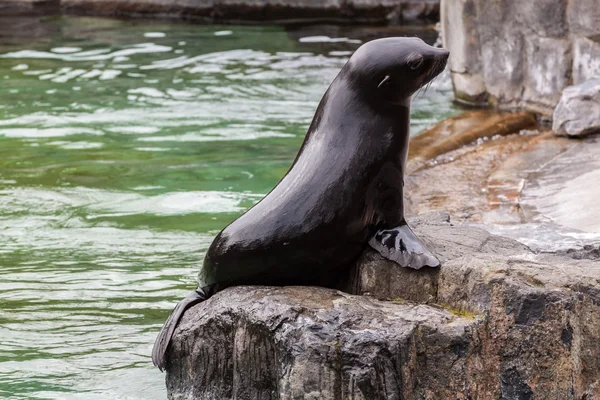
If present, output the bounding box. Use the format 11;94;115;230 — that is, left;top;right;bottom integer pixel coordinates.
152;287;211;371
151;37;449;373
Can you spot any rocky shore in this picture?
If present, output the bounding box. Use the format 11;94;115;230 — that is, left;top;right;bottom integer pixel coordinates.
166;212;600;399
405;109;600;251
162;108;600;399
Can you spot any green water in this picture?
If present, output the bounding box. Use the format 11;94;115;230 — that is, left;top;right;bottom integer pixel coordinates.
0;16;458;399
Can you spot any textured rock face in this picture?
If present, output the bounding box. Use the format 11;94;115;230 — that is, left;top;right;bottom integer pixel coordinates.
574;37;600;85
553;79;600;137
1;0;439;23
441;0;600;116
167;286;480;400
165;213;600;399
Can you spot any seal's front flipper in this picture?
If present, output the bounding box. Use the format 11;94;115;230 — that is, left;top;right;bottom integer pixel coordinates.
152;287;211;372
368;225;440;269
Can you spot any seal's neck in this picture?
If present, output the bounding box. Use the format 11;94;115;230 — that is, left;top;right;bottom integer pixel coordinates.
305;75;412;151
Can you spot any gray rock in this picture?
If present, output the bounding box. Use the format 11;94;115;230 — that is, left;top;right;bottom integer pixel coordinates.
522;37;571;113
573;36;600;85
0;0;58;14
557;244;600;261
1;0;439;22
167;286;481;400
567;0;600;36
553;79;600;137
442;0;600;116
514;0;568;38
440;0;487;104
474;0;525;107
166;213;600;399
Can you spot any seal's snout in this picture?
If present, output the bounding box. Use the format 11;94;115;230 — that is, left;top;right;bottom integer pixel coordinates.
426;48;449;77
438;50;449;63
428;48;449;66
436;50;450;69
436;49;449;71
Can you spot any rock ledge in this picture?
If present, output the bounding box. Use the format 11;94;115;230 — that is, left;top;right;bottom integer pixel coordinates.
168;286;477;400
1;0;440;24
166;213;600;399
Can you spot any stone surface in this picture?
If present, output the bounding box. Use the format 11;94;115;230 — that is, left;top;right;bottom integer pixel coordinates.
401;115;600;255
474;0;525;107
0;0;57;14
553;79;600;137
518;135;600;234
440;0;487;103
522;37;571;113
166;212;600;399
567;0;600;36
0;0;440;22
167;286;480;400
441;0;600;116
407;109;536;172
60;0;215;18
573;36;600;84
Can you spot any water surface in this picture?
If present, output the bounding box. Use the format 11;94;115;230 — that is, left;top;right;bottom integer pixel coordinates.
0;16;458;399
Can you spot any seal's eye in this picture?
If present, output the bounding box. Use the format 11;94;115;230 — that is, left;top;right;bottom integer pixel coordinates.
407;54;424;71
377;75;392;89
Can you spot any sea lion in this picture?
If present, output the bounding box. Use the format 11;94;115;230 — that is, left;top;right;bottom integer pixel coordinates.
153;37;449;371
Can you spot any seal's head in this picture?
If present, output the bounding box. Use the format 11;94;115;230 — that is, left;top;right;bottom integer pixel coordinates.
346;37;449;108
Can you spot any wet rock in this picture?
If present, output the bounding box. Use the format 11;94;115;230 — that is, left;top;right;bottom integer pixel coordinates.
553;79;600;137
0;0;58;14
167;285;480;400
403;116;600;255
166;213;600;399
1;0;440;22
558;244;600;261
407;109;536;172
404;125;555;224
517;135;600;237
441;0;600;116
500;367;533;400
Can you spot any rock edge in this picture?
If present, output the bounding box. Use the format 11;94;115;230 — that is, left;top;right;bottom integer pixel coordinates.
165;213;600;399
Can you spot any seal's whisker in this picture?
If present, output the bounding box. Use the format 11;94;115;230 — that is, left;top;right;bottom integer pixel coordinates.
422;81;433;97
421;58;443;97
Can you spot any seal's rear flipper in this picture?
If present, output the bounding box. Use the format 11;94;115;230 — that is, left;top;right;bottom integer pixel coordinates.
368;225;440;269
152;287;211;372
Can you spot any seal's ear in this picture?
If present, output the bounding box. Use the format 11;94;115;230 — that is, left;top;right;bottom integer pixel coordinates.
407;53;424;70
377;75;392;89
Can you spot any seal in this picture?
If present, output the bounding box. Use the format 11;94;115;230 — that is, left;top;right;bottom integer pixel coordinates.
152;37;449;371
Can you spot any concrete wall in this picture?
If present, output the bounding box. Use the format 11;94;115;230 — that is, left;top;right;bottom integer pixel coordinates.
441;0;600;116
